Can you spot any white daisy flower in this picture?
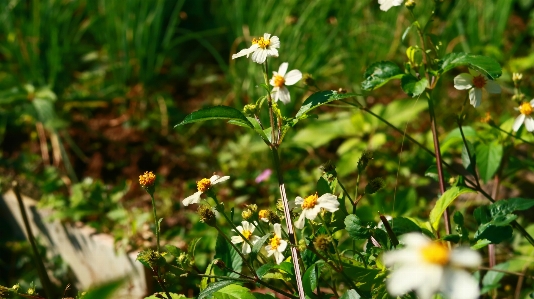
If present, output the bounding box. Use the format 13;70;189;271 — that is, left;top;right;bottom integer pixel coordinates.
265;223;288;265
454;70;501;108
513;99;534;132
383;233;481;299
269;62;302;104
231;33;280;64
378;0;404;11
231;221;261;254
294;193;339;229
182;174;230;206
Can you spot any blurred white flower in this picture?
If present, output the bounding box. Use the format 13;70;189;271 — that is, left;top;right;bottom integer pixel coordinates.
513;99;534;132
265;223;288;264
294;193;339;229
232;33;280;64
454;70;501;108
231;221;261;254
383;233;481;299
182;175;230;206
269;62;302;104
378;0;404;11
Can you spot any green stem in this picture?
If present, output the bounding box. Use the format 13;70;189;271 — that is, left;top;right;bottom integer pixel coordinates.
150;194;161;253
214;226;258;278
13;181;56;299
318;214;343;267
196;274;252;283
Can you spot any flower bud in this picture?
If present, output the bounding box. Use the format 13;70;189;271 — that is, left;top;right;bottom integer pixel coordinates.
303;74;317;87
357;151;373;173
197;205;216;226
242;209;253;220
405;0;416;9
243;104;258;116
267;211;281;224
512;72;523;85
313;234;332;251
365;177;385;195
139;171;156;196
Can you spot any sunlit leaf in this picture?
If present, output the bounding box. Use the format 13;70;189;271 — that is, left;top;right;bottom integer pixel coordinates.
476;141;503;183
429;186;475;230
400;75;428;97
213;284;256;299
296;90;359;118
361;61;404;91
175;106;253;128
437;52;502;79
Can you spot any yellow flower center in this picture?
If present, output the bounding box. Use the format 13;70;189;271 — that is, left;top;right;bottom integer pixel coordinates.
421;242;450;265
302;193;319;209
252;37;271;49
197;178;212;192
242;230;252;240
472;75;487;89
480;112;491;123
519;102;533;116
139;171;156;187
269;235;281;250
273;75;285;87
259;209;269;219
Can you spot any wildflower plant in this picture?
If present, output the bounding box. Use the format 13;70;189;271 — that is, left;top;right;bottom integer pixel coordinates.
134;2;534;299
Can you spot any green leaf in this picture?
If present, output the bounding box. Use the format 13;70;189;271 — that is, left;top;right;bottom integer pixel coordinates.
344;215;372;240
273;262;295;277
253;293;276;299
198;280;235;299
481;262;510;294
471;239;491;250
317;177;331;196
83;278;125;299
474;224;513;244
442;234;461;243
339;289;361;299
341;262;382;292
296;90;359;118
213;284;256;299
249;233;270;261
429;186;475;230
489;198;534;216
400;75;428;97
247;117;270;143
303;261;325;298
461;140;477;176
361;61;404;91
175;106;253;128
200;261;216;291
476;142;503;183
473;206;491;225
256;263;275;279
389;217;422;236
144;292;185;299
165;244;181;258
437;52;502;80
214;233;242;278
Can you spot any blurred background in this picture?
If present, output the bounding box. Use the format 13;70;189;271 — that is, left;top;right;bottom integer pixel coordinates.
1;0;534;296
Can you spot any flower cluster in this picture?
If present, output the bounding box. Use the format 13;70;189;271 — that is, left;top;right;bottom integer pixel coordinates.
182;174;230;206
139;171;156;187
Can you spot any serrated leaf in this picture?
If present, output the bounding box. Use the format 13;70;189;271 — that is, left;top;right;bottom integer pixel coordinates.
429;186;475;230
361;61;404;91
473;206;492;225
144;292;186;299
461;140;477;176
295;90;359;118
198;280;235;299
303;261;325;298
476;142;503;183
213;284;256;299
344;214;372;240
489;198;534;216
256;263;275;279
474;224;513;244
437;52;502;79
165;244;181;258
341;262;382;292
389;217;422;236
214;233;242;278
175;106;253;128
400;75;428;97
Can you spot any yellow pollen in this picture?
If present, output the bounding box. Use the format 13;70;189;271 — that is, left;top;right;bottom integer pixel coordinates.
269;235;281;250
421;242;450;265
302;193;319;209
519;102;533;116
242;230;252;240
252;37;271;49
139;171;156;187
472;75;487;89
259;210;269;219
273;75;285;87
197;178;212;192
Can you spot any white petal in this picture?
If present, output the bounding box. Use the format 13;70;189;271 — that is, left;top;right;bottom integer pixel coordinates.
242;242;251;254
231;236;243;244
317;193;340;212
295;196;304;205
383;248;422;266
251;50;264;64
265;245;273;253
484;80;501;94
269;75;276;87
304;206;321;221
266;48;279;58
274;251;284;264
469;88;482;107
232;47;253;59
295;212;306;229
273;223;282;237
513;114;525;132
277;87;291;104
284;69;302;86
182;192;201;206
278;62;288;77
454;73;474;90
387;264;441;299
269;35;280;49
278;239;288;252
525;116;534;132
530;99;534;106
271;87;281;102
263;33;271;40
449;248;481;268
440;268;480;299
378;0;404;11
251;236;261;244
399;233;431;248
211;175;230;185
